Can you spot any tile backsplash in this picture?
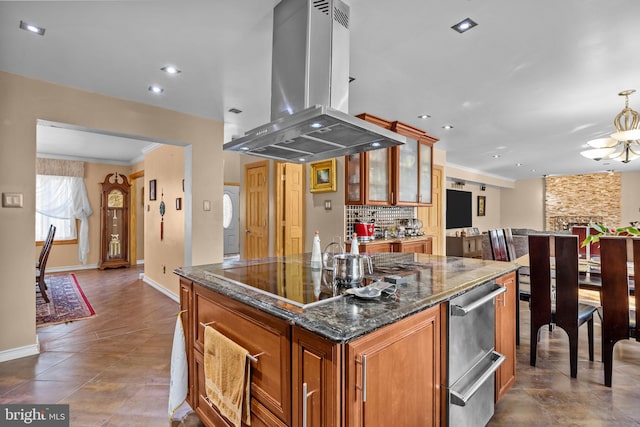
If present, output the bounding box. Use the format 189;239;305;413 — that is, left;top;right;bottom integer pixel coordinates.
346;205;415;238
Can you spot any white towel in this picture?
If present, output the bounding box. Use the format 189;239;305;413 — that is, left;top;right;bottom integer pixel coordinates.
168;311;188;418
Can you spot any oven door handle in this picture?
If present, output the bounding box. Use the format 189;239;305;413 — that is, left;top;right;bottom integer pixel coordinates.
450;285;506;316
450;351;506;407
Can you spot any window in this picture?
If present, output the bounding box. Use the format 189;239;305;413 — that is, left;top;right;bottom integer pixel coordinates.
35;174;92;263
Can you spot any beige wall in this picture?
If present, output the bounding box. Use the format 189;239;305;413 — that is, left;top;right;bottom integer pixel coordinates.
500;178;545;230
621;171;640;227
144;145;185;296
0;72;222;358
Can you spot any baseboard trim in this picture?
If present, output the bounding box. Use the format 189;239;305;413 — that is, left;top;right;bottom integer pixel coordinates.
0;338;40;363
47;264;98;273
141;275;179;303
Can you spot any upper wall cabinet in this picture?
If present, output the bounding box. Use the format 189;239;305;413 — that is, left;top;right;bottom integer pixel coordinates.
345;113;437;206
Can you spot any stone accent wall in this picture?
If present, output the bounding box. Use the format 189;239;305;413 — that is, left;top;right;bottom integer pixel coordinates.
545;173;621;230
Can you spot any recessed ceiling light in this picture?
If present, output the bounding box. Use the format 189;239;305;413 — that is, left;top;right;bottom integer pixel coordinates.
442;125;454;130
418;114;431;119
19;20;45;36
240;147;250;151
299;158;306;162
228;108;242;114
160;65;182;75
310;122;323;128
148;85;164;94
492;154;501;159
371;142;381;148
451;18;478;34
516;163;523;167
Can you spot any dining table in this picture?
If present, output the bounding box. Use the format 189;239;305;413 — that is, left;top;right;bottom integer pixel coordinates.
514;253;635;303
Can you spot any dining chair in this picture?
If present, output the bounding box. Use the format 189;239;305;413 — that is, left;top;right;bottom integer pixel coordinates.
529;234;597;378
488;229;508;261
35;225;56;303
599;236;639;387
491;228;528;345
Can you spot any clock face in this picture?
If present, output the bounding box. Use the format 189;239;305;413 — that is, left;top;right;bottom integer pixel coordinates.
107;190;124;208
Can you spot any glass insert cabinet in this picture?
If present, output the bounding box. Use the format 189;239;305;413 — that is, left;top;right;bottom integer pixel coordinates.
345;113;437;206
99;172;130;269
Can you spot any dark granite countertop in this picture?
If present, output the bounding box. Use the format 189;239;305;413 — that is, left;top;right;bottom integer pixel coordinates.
175;253;517;343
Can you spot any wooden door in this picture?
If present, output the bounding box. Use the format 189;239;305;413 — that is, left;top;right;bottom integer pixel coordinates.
418;165;443;255
346;304;441;426
275;162;304;256
495;272;517;401
244;161;269;259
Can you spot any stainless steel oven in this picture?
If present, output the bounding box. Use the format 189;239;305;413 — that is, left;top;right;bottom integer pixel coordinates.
445;281;506;426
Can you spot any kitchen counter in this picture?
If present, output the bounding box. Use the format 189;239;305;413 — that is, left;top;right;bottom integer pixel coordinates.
175;252;517;343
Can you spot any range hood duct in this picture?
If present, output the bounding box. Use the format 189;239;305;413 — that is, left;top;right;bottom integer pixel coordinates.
223;0;405;163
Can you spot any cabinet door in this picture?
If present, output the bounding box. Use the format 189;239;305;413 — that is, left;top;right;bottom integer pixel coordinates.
292;327;341;427
365;148;392;205
393;239;432;254
495;272;517;402
346;304;441;426
396;138;419;204
418;141;433;205
179;279;194;406
345;153;365;205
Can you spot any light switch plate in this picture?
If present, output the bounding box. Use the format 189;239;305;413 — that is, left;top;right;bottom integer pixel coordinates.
2;193;23;208
203;200;211;211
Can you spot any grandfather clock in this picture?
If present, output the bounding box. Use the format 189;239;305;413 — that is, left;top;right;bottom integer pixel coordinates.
99;172;130;269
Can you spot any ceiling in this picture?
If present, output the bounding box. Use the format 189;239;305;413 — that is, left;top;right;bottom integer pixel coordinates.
3;0;640;180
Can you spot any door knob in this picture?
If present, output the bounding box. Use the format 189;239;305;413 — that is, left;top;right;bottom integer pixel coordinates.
245;229;251;233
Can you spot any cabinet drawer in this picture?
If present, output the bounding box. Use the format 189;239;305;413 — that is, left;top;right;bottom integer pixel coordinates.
193;285;291;425
194;351;287;427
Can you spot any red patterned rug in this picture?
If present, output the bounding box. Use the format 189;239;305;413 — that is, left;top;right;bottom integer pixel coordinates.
36;273;95;326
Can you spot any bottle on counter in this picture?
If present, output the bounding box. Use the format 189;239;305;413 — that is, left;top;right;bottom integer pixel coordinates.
311;231;322;271
351;232;359;255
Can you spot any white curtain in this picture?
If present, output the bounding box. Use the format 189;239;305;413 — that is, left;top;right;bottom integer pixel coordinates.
36;175;93;264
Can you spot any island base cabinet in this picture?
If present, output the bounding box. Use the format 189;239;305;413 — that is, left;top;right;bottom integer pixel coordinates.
345;304;441;426
292;327;342;427
495;272;517;401
192;285;291;426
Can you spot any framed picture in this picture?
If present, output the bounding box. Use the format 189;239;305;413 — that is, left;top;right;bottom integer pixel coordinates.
310;159;337;193
149;179;157;201
176;197;182;210
477;195;486;216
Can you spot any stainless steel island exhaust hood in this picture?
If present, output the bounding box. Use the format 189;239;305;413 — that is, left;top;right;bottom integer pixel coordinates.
223;0;405;163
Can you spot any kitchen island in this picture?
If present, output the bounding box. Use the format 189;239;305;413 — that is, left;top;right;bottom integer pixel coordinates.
175;252;518;426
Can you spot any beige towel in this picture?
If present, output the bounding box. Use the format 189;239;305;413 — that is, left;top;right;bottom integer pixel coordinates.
204;326;251;427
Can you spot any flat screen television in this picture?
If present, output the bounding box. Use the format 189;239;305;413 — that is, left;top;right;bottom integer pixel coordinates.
446;189;472;229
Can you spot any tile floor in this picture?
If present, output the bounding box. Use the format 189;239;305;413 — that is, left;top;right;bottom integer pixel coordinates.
1;267;639;426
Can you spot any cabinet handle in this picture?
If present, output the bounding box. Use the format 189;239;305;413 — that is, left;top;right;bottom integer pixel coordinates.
302;382;308;427
362;354;368;402
302;382;315;427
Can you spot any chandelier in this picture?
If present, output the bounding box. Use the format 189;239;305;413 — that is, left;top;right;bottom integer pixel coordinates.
580;89;640;163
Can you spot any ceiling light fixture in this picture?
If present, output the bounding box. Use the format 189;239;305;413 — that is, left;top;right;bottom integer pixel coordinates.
451;18;478;34
442;125;454;130
160;65;181;75
228;108;242;114
581;90;640;163
148;85;164;94
19;20;45;36
418;114;431;119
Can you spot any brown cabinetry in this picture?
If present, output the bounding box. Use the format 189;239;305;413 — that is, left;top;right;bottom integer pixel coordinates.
345;304;441;426
192;284;291;425
495;272;517;401
446;235;483;258
345;113;437;207
292;327;341;427
392;238;432;254
179;279;194;406
346;237;432;254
